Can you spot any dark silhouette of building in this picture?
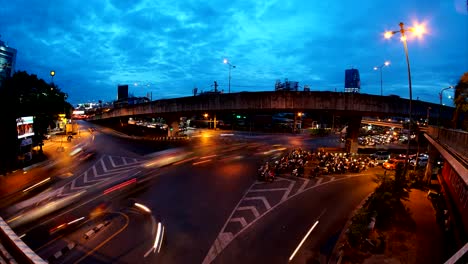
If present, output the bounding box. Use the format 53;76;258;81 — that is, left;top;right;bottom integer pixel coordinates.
117;84;128;100
275;78;299;91
344;69;360;93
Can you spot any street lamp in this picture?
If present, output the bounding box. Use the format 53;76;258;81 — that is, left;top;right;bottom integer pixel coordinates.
50;70;55;84
438;86;454;137
373;61;390;96
223;58;236;93
384;21;426;176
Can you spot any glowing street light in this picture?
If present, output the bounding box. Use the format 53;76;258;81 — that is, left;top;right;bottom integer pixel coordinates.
223;58;236;93
50;70;55;84
384;21;427;175
438;86;454;137
373;61;390;96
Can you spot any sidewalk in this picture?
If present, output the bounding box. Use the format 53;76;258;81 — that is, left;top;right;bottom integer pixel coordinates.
0;133;89;200
331;188;445;264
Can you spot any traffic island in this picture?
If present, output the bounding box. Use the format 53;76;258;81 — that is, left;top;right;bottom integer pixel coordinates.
330;169;445;264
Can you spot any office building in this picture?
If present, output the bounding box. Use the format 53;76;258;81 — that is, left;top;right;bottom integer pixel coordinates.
0;38;17;84
117;84;129;100
344;69;360;93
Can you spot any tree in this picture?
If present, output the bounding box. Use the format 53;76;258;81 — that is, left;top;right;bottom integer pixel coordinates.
452;72;468;130
0;71;72;172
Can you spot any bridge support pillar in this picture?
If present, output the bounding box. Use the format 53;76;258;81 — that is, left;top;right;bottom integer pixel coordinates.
345;116;361;153
166;115;180;137
213;115;217;129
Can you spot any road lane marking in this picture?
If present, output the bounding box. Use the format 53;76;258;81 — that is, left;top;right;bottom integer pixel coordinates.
244;196;271;210
203;173;371;264
237;206;260;218
281;182;294;202
73;212;129;264
229;217;248;227
297;179;309;193
202;181;258;264
314;178;323;186
289;221;319;262
250;188;289;192
100;158;108;173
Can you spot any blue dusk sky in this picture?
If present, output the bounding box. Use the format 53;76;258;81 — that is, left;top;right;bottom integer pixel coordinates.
0;0;467;106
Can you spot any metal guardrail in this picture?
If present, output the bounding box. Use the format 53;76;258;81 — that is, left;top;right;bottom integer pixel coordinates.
0;217;46;264
426;126;468;166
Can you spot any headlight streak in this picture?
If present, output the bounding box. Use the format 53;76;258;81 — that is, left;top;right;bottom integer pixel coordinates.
134;203;151;213
157;225;165;253
153;222;162;253
22;177;51;193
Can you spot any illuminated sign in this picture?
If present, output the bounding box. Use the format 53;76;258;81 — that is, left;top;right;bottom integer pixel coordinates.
16;116;34;139
73;110;85;115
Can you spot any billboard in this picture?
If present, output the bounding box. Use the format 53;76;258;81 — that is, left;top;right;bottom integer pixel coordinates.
16;116;34;139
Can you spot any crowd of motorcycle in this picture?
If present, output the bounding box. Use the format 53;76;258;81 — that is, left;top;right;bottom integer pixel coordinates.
258;148;377;182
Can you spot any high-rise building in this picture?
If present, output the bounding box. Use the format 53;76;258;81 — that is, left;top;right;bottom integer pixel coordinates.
117;84;129;100
344;69;360;93
0;38;17;84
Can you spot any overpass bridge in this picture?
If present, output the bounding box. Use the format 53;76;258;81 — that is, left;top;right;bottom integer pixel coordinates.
94;91;446;120
92;91;447;153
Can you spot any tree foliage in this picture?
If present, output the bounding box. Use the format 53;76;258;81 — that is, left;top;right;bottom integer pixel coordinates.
452;72;468;130
1;71;72;137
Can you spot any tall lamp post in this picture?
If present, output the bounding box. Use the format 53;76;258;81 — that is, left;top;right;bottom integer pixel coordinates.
223;58;235;93
373;61;390;96
384;21;426;176
438;85;454;138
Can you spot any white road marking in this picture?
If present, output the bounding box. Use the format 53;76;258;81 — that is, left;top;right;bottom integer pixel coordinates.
250;188;289;192
297;179;309;193
109;156;117;167
244;196;271;210
315;178;323;186
229;217;248;227
289;221;320;262
100;158;108;173
202;173;371;264
281;182;294;202
237;206;260;218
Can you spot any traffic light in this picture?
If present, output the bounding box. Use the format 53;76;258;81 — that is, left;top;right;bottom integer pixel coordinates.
236;115;241;119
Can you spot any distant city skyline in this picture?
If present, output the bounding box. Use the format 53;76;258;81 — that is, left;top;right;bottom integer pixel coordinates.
0;0;466;106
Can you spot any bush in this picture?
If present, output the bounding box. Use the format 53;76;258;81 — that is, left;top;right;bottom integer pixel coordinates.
347;207;372;247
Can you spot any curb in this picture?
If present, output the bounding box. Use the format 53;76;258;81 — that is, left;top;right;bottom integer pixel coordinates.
328;192;374;264
83;220;110;240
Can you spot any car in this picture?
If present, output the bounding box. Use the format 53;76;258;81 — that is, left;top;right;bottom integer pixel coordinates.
410;156;429;167
370;151;391;162
383;158;405;170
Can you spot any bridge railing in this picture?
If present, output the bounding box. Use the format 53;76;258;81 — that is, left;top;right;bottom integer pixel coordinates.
427;126;468;165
